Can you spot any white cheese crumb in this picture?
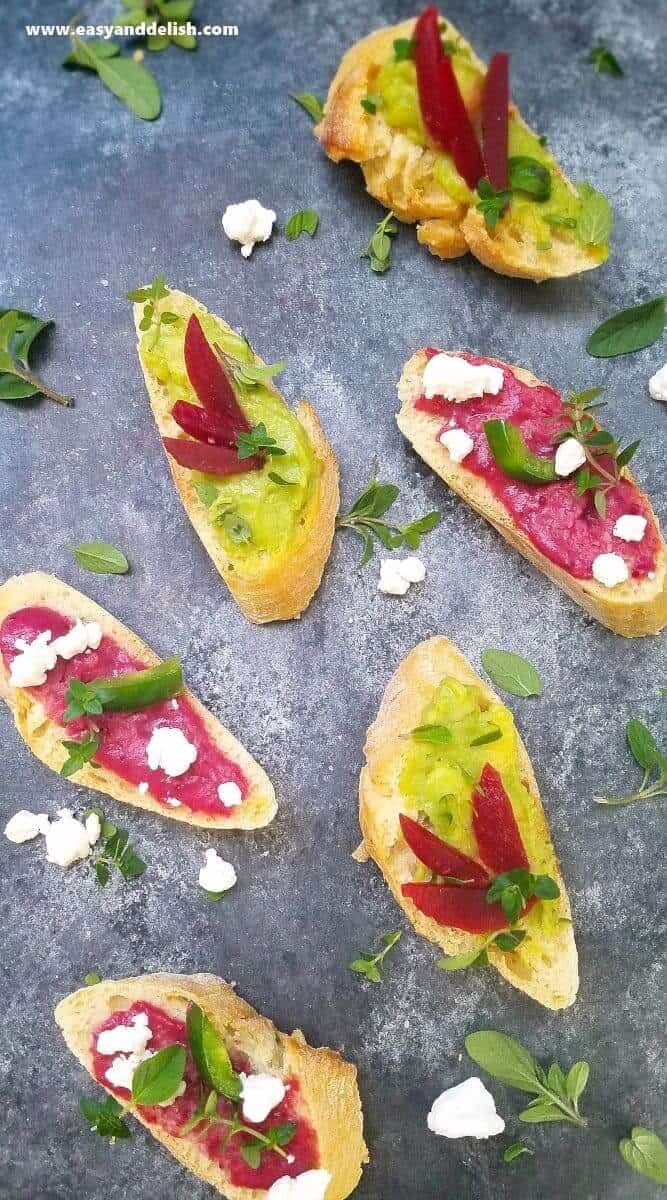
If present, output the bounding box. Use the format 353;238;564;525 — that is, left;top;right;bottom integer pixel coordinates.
378;557;426;596
613;514;647;543
427;1077;505;1139
166;796;182;807
198;849;237;894
146;726;197;777
422;354;504;403
51;620;102;660
105;1048;152;1091
217;781;243;807
9;621;102;688
4;810;48;843
85;812;101;845
648;362;667;403
438;427;474;463
592;552;629;588
97;1013;152;1057
138;781;149;795
240;1072;286;1123
222;199;276;258
267;1171;332;1200
555;436;587;478
44;810;93;868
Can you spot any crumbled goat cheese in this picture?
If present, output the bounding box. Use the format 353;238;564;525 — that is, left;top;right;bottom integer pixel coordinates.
555;436;587;478
438;427;474;463
9;621;102;687
240;1072;287;1123
267;1171;332;1200
613;514;647;543
378;557;426;596
105;1048;153;1091
97;1012;153;1057
146;726;198;777
222;199;276;258
218;781;243;807
138;782;149;795
198;849;237;893
4;810;48;843
427;1077;505;1139
422;354;504;403
166;796;182;807
648;362;667;403
592;552;629;588
52;620;102;660
85;812;101;845
44;809;94;868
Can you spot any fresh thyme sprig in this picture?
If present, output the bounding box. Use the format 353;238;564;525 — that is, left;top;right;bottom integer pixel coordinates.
466;1031;589;1127
127;275;180;348
555;388;640;518
0;309;72;406
350;930;402;983
236;422;286;460
361;211;399;273
86;806;147;885
594;719;667;807
337;479;441;566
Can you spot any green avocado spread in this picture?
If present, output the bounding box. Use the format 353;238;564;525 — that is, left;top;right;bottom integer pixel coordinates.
399;676;561;958
140;307;320;568
374;49;609;257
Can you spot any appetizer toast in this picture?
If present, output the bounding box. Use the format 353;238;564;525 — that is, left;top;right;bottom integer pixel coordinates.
133;287;340;624
398;350;667;637
0;572;276;830
359;638;578;1009
316;11;609;280
56;973;368;1200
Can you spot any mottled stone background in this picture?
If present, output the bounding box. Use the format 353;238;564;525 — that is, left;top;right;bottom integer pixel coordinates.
0;1;665;1197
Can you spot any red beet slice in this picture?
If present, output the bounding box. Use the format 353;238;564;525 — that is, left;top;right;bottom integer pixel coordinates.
402;882;509;933
399;813;489;886
472;763;529;874
183;314;251;431
162;437;262;476
171;400;242;447
481;52;510;190
414;6;485;189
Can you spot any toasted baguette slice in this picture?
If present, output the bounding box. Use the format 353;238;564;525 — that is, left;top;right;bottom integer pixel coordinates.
0;572;276;830
316;16;606;280
359;637;578;1010
55;972;368;1200
398;351;667;637
133;289;339;624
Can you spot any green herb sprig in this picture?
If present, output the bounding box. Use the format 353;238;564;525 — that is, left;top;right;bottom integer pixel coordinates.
576;184;613;247
360;93;383;114
594;719;667;807
361;211;399;273
236;422;287;460
73;541;130;574
486;869;560;925
465;1031;589;1127
589;44;623;76
60;733;101;778
87;807;147;885
80;1094;132;1139
393;37;416;61
285;209;319;240
289;92;324;122
0;310;71;406
114;0;198;53
127;276;180;348
587;295;666;358
503;1140;533;1163
619;1126;667;1185
350;931;402;983
214;342;286;391
480;649;543;698
438;929;527;972
476;178;512;229
555;388;640;518
337;479;440;566
64;34;161;120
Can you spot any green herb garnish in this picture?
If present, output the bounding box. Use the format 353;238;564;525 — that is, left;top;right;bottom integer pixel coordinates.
236;422;287;460
393;37;416;61
72;541;130;574
587;295;666;358
594;718;667;807
89;809;147;885
486;869;560;925
361;211;399;273
476;178;512;229
285;209;319;240
113;0;198;53
289;91;324;122
360;93;383;114
619;1126;667;1185
0;309;71;406
575;183;612;247
337;479;440;566
80;1094;131;1139
588;44;623;76
508;157;551;201
60;733;101;778
132;1044;186;1106
84;971;101;986
555;387;640;517
411;724;453;744
503;1141;533;1163
350;931;402;983
438;929;526;972
480;649;543;698
127;275;179;348
64;35;161;120
465;1031;589;1127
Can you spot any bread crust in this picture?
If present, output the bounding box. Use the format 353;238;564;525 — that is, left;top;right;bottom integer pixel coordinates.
316;17;606;280
0;572;276;830
398;351;667;637
55;973;368;1200
134;290;340;624
359;637;578;1009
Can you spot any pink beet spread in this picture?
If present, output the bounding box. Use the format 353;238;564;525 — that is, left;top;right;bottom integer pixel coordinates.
91;1001;319;1188
416;350;658;579
0;606;248;816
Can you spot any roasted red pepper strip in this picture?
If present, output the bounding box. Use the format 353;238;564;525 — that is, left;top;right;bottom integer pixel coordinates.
162;437;262;476
399;813;490;886
414;6;484;189
402;882;509;932
183;314;251;432
171;400;240;447
481;52;510;190
472;763;530;874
